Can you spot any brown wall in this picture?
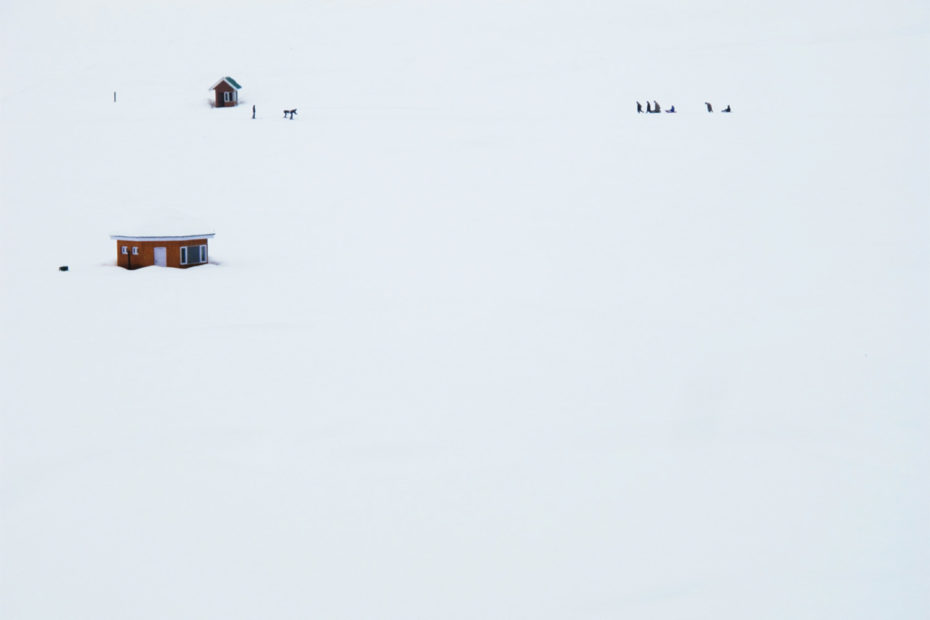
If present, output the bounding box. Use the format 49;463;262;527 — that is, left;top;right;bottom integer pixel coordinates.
116;239;210;270
213;82;237;107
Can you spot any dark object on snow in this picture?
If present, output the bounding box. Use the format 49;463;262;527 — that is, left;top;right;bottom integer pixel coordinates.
645;101;652;113
722;105;731;113
637;101;643;113
283;108;297;119
653;100;660;113
665;105;676;113
252;104;256;119
705;102;713;112
59;265;69;272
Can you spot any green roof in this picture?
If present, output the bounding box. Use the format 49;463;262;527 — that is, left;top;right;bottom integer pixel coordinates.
225;76;242;89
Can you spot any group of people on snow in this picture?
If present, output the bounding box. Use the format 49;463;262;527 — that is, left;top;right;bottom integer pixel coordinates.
637;101;731;113
638;100;675;113
704;102;732;113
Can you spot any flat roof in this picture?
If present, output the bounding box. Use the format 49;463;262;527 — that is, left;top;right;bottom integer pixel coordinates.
110;233;215;242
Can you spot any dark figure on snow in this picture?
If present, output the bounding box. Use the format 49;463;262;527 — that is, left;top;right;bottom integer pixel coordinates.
252;105;256;119
705;102;713;112
283;108;297;119
645;101;652;113
665;105;676;113
637;101;643;113
722;105;731;113
653;100;660;113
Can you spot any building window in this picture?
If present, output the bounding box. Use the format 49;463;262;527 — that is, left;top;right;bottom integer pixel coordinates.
121;246;128;255
223;91;231;103
131;247;139;255
180;245;208;265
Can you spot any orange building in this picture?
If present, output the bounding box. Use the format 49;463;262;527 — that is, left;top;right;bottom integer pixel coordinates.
111;217;215;269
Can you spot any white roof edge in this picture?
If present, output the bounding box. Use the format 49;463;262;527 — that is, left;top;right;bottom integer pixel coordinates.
209;77;239;90
110;233;215;242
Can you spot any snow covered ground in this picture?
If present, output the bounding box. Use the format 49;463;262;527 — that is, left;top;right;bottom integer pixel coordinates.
1;1;928;618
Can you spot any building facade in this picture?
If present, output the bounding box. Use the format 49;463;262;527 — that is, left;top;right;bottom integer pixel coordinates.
111;234;214;269
211;76;242;108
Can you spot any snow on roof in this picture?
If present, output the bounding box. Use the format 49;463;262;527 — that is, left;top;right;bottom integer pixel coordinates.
110;211;215;241
210;76;241;90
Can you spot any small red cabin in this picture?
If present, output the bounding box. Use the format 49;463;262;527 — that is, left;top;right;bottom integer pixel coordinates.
110;216;215;269
211;76;241;108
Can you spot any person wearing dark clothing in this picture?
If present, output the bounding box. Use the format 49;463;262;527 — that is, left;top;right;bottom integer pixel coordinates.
646;101;652;113
252;105;256;119
705;102;713;112
637;101;643;113
722;105;731;113
665;105;676;113
653;100;660;113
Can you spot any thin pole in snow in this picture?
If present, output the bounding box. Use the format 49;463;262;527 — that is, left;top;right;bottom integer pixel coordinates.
114;91;117;103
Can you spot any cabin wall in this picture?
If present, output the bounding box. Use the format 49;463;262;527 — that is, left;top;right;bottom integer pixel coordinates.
213;82;237;107
115;239;210;269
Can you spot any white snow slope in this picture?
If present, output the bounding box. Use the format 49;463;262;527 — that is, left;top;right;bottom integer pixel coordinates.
2;1;929;618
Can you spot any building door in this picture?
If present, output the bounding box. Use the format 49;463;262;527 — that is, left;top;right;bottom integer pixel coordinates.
153;247;167;267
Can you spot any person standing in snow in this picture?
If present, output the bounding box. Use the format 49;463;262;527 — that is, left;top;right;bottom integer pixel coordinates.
705;102;713;112
653;100;660;113
637;101;643;113
252;104;256;119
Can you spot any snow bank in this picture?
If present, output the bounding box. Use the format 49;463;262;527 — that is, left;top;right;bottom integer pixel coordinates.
1;1;928;619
